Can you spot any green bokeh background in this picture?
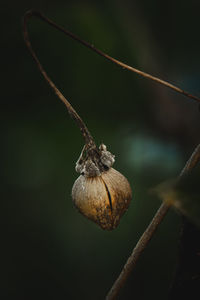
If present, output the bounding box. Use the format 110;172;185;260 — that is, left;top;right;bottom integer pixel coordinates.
2;1;200;299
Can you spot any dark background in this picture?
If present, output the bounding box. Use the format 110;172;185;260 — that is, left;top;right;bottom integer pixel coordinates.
2;1;200;299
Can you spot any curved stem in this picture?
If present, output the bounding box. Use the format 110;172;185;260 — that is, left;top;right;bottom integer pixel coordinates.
106;143;200;300
24;10;200;104
23;11;96;148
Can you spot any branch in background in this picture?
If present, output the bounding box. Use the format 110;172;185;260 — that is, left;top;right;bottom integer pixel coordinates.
106;144;200;300
180;144;200;176
23;10;200;104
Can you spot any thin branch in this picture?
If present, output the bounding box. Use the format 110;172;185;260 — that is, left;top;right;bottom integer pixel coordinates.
23;10;200;104
106;143;200;300
106;202;169;300
23;11;96;148
180;143;200;176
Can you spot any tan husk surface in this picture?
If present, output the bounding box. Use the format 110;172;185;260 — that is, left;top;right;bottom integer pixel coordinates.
72;168;132;230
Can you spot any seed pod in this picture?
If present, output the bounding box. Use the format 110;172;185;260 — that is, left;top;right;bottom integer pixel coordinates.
72;144;132;230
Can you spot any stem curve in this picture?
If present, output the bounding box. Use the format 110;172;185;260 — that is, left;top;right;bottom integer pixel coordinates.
23;10;96;148
24;10;200;104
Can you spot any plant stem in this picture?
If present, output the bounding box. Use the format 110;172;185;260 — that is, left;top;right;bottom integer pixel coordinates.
180;143;200;176
106;202;169;300
23;10;200;104
106;143;200;300
23;11;96;148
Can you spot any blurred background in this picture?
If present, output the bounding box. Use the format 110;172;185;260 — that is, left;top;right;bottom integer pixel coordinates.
2;0;200;299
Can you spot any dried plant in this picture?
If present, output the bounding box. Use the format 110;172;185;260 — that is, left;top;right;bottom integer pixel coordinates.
23;10;200;299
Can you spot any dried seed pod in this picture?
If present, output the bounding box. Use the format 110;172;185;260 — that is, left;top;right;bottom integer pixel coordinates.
72;144;132;230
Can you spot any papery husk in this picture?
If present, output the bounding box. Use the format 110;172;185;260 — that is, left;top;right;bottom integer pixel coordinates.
72;168;132;230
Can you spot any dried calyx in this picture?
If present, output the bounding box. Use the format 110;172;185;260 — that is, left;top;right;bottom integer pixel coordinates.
72;144;132;230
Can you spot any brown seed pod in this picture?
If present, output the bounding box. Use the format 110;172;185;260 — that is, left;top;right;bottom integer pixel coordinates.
72;144;132;230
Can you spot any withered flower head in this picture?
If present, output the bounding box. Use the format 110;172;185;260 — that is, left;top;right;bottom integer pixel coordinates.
72;144;132;230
